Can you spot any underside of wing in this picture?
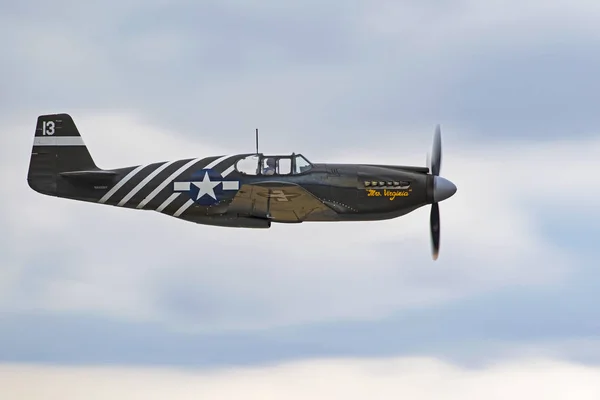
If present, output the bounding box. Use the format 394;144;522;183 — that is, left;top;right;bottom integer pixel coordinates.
227;181;339;222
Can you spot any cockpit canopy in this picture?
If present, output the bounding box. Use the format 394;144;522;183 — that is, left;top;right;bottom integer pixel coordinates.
235;153;313;176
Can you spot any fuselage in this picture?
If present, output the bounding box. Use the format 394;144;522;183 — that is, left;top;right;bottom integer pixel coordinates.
38;152;432;227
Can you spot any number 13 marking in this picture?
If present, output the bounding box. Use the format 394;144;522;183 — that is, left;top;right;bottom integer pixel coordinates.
42;121;55;135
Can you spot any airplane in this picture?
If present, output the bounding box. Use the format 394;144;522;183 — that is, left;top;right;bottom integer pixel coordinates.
27;113;457;259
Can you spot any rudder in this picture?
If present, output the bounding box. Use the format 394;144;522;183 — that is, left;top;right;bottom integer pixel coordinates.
28;113;98;195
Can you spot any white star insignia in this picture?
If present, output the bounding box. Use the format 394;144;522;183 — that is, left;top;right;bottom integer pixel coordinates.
172;170;240;202
192;171;220;200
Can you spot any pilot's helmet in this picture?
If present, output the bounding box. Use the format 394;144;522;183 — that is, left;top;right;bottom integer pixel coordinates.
266;158;276;167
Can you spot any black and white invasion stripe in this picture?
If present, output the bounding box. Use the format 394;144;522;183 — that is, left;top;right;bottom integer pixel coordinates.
97;154;239;216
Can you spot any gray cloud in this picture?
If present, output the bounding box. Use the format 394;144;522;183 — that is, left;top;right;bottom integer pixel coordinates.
4;0;600;149
2;0;600;372
4;267;600;368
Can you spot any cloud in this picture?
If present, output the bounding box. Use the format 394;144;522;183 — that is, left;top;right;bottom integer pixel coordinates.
3;1;600;374
362;0;600;38
4;0;600;147
5;295;600;368
2;356;600;399
0;111;596;333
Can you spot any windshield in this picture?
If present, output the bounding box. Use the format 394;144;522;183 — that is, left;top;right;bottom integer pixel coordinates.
294;155;312;174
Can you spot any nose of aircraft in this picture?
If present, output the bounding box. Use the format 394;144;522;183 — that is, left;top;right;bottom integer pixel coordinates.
433;176;457;203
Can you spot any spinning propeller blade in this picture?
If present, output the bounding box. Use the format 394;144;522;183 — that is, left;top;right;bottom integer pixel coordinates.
427;125;456;260
431;124;441;176
430;202;440;260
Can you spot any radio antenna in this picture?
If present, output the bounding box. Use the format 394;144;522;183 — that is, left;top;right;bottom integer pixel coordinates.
255;128;259;154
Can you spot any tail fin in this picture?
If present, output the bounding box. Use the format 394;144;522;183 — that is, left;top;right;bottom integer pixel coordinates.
28;113;99;195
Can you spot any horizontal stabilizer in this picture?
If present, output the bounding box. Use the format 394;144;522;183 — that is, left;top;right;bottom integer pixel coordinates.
59;169;117;182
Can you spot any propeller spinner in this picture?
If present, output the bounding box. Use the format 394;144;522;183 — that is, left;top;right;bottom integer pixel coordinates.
428;125;457;260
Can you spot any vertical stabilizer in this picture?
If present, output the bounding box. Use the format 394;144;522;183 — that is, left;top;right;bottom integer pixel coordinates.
27;113;98;195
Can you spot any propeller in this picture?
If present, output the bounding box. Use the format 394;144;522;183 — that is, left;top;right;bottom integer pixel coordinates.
427;124;456;260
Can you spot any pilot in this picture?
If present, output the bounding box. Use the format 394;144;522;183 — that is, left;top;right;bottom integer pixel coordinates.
263;158;276;175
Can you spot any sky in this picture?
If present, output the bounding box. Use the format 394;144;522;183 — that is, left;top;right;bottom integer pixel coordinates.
2;0;600;398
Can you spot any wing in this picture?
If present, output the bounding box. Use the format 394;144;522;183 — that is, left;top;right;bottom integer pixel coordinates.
227;181;338;222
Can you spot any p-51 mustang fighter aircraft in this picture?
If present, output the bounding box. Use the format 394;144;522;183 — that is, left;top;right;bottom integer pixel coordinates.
27;114;457;259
